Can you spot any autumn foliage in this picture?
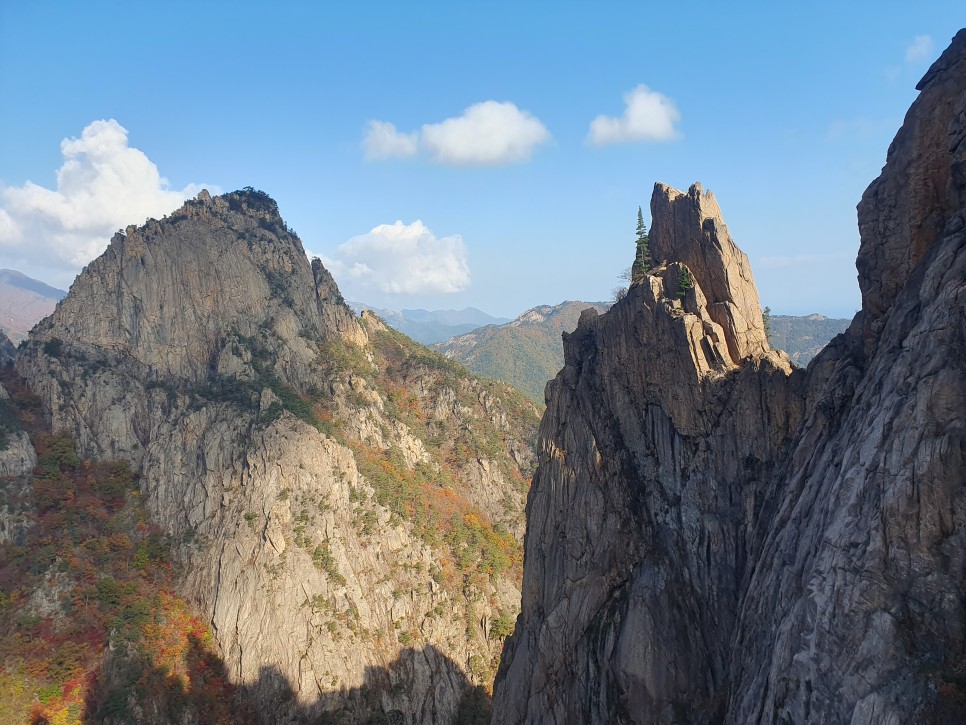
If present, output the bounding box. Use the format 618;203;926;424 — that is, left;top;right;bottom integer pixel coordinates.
0;372;247;724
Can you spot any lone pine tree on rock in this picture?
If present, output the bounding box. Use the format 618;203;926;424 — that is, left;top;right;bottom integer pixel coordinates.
677;267;693;298
632;206;652;282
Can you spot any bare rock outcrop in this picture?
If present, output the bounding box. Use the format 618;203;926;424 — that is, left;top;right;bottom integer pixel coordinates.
28;189;361;385
0;380;36;545
494;29;966;725
16;189;539;723
650;183;771;363
857;30;966;347
730;30;966;723
493;182;800;723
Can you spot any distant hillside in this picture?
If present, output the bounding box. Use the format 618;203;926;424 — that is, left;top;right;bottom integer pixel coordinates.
769;313;851;366
436;305;851;401
0;269;66;343
349;303;510;344
435;301;609;402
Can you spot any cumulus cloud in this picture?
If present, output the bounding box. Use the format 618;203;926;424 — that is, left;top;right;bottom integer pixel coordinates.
362;120;419;160
905;35;934;64
588;84;681;146
324;220;470;295
362;101;551;166
0;119;209;274
421;101;551;164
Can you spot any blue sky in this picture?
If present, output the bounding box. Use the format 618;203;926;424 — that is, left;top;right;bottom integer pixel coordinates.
0;2;962;319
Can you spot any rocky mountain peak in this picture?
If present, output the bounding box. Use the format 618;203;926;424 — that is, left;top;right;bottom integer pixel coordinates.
647;181;770;363
29;188;363;386
13;188;541;721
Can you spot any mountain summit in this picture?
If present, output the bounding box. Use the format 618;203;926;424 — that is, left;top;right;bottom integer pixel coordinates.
15;187;540;722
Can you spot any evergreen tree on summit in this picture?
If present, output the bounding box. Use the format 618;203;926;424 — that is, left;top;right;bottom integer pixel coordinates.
632;206;652;282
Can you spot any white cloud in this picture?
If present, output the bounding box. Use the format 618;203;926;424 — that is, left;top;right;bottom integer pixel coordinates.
362;120;419;160
588;84;681;146
421;101;550;165
905;35;934;64
323;220;470;295
362;101;551;166
0;119;210;273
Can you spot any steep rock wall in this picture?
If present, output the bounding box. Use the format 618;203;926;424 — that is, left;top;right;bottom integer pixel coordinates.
495;29;966;725
494;184;800;722
731;30;966;723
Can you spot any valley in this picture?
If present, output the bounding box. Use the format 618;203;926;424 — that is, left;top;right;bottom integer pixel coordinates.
0;18;962;725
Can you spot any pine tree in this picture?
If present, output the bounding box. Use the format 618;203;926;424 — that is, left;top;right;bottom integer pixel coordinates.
677;267;693;298
631;207;651;282
762;306;773;344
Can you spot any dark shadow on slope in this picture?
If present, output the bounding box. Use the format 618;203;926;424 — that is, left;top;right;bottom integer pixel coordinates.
69;639;489;724
71;634;258;725
256;643;491;725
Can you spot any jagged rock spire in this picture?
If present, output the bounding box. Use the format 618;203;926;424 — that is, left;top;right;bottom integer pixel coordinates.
495;29;966;725
648;182;770;362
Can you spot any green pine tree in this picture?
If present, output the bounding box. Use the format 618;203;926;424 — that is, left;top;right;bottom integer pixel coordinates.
631;207;651;282
762;306;773;344
677;268;693;298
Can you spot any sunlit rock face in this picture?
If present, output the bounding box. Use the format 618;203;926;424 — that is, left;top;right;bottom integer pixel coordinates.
494;29;966;725
18;188;540;723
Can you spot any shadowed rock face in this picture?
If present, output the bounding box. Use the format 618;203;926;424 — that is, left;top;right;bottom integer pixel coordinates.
494;30;966;725
857;33;966;347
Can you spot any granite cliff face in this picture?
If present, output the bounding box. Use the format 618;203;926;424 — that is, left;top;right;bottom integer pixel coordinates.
493;182;800;723
16;189;540;722
494;30;966;724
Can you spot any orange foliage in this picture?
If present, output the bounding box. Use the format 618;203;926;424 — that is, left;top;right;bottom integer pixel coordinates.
0;368;245;723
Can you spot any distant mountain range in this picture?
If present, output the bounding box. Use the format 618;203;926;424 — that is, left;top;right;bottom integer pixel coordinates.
348;303;510;344
435;301;609;402
0;269;66;343
0;270;851;396
432;304;852;403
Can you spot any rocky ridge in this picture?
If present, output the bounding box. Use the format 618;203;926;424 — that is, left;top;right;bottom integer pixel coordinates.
494;30;966;725
767;313;851;366
14;188;540;722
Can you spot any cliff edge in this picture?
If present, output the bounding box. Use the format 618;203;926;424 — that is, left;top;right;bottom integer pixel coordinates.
494;29;966;724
